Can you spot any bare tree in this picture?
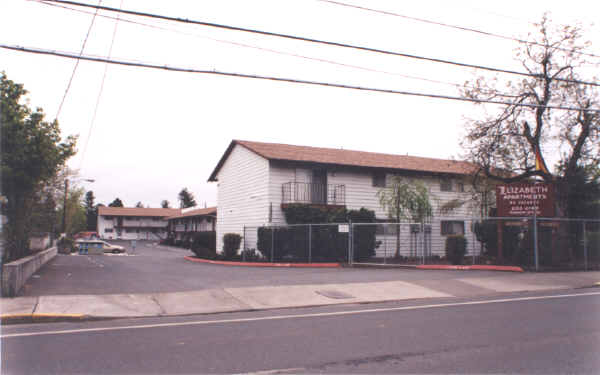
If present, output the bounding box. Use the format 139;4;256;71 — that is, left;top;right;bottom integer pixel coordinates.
461;14;599;214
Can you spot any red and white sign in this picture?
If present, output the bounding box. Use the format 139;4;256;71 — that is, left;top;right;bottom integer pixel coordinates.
496;183;555;217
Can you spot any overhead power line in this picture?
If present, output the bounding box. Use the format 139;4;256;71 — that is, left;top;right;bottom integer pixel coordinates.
54;0;101;120
318;0;600;59
37;0;517;97
2;43;599;113
78;0;124;171
41;0;600;88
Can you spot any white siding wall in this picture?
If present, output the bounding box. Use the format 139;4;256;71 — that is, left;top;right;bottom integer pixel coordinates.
215;145;270;251
220;154;484;258
267;166;481;257
269;164;297;225
97;216;114;239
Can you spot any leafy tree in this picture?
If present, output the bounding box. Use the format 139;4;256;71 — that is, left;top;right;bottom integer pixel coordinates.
56;187;86;235
161;200;171;208
84;190;97;231
178;188;197;208
461;15;599;214
377;176;433;257
560;164;600;218
1;72;76;262
108;198;124;207
135;201;144;208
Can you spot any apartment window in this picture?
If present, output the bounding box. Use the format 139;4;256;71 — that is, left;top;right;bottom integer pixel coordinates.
105;228;113;233
457;182;465;192
441;220;465;236
104;216;113;220
440;179;452;192
372;172;386;187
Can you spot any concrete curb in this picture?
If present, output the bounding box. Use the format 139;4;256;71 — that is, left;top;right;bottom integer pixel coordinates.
352;263;523;272
184;256;342;268
415;265;524;272
0;313;88;325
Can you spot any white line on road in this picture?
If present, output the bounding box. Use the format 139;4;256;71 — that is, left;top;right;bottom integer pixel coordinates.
3;291;600;339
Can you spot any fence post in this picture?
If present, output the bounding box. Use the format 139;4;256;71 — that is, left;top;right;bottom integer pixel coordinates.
421;221;425;265
308;224;312;264
348;221;353;265
271;226;274;263
242;226;246;262
383;223;387;265
533;214;539;271
583;220;588;271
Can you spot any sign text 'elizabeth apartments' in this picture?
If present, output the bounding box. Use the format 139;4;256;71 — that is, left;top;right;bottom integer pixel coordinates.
496;183;555;217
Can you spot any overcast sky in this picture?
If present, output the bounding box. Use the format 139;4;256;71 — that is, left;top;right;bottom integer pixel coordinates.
2;0;599;208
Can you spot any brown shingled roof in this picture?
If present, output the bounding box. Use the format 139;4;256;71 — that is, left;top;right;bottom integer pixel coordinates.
208;140;478;181
165;207;217;221
98;206;181;217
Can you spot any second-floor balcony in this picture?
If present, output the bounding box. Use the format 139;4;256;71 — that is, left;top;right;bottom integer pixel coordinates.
282;182;345;206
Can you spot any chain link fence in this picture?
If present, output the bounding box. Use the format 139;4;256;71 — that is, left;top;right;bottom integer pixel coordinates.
243;224;350;263
242;217;599;270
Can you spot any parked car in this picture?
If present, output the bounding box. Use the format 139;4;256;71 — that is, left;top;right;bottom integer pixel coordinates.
75;239;125;254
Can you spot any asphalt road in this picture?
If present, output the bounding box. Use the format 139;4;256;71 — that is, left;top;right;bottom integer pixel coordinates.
2;289;599;374
20;240;505;296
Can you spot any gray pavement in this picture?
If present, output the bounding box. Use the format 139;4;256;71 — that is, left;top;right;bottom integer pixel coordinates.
3;291;600;374
17;240;530;296
2;241;600;322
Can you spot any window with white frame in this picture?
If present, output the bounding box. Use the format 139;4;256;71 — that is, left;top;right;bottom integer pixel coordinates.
441;220;465;235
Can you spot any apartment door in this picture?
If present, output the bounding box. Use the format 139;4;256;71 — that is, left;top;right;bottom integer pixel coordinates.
311;170;327;204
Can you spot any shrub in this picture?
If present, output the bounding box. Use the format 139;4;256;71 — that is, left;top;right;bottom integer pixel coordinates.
348;208;378;261
257;225;347;262
270;205;378;262
241;248;263;262
445;235;467;265
190;231;217;259
587;232;600;261
57;237;75;254
223;233;242;260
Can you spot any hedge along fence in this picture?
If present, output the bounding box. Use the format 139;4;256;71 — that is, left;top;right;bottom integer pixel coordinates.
256;224;350;262
445;235;467;265
248;206;378;263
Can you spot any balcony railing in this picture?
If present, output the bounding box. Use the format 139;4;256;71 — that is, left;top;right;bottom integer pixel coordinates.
282;182;345;205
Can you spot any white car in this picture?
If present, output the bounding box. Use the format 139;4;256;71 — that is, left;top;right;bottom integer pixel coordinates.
76;239;126;254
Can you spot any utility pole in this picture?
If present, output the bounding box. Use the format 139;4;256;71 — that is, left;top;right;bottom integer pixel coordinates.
62;179;69;234
62;178;95;236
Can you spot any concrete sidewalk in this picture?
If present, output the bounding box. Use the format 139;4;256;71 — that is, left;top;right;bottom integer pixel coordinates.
2;271;599;324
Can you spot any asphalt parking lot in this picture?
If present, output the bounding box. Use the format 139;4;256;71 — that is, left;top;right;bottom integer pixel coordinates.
20;240;504;297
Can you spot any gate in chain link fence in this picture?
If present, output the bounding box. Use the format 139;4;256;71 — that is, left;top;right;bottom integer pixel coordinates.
242;217;600;270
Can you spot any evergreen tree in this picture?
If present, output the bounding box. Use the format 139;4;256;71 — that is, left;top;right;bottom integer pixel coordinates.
84;190;98;231
108;198;124;207
178;188;197;208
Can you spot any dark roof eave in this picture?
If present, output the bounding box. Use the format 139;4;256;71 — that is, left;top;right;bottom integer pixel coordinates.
268;158;474;177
